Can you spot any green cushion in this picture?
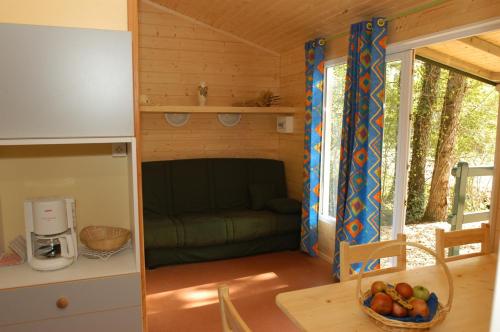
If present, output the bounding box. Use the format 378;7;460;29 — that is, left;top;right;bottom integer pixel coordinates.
266;198;301;214
169;159;212;214
144;210;300;249
146;233;300;268
248;183;277;210
142;158;288;215
211;159;250;209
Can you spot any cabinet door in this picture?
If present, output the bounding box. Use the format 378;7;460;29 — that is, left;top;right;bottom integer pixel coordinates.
3;306;142;332
0;273;141;326
0;23;133;139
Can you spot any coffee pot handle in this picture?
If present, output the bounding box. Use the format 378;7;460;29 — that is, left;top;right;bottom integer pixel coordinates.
60;235;75;258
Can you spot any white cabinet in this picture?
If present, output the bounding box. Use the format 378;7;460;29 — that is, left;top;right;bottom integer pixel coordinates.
0;273;141;329
0;23;133;139
0;138;143;331
0;23;142;332
3;306;142;332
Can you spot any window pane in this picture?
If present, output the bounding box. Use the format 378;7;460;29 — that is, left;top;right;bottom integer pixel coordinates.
404;59;499;269
321;61;402;232
321;64;346;219
380;60;402;242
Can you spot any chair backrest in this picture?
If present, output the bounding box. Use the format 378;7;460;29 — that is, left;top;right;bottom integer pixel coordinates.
218;284;251;332
339;233;407;282
435;223;490;262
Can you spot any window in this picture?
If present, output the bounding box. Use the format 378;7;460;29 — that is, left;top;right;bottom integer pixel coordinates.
320;62;346;223
319;51;414;244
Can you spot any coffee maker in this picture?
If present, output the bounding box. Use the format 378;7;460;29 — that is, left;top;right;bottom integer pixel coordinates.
24;197;78;271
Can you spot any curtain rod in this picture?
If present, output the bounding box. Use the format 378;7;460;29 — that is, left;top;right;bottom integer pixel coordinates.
325;0;450;43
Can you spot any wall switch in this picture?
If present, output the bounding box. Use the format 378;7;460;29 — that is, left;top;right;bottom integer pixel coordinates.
277;116;294;133
112;143;127;157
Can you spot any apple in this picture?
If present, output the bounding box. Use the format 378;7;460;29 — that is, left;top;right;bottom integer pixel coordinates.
391;301;409;317
395;282;413;299
409;298;430;319
370;281;387;295
371;292;393;315
413;285;430;301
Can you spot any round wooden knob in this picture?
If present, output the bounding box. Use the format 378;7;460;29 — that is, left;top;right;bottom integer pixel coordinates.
56;297;69;309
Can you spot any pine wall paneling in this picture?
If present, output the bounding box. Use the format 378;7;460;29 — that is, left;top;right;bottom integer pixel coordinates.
139;1;281;162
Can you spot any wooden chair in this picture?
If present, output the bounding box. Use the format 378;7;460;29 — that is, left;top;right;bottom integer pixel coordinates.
218;284;251;332
435;223;490;262
339;233;407;282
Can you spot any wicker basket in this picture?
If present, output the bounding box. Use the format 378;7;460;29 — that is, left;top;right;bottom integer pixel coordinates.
356;241;454;331
80;226;131;251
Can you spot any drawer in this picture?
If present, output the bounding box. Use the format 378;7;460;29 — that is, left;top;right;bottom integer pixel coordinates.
3;306;142;332
0;273;141;326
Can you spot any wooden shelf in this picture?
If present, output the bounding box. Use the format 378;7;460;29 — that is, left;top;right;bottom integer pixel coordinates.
0;137;134;146
0;249;138;290
140;105;298;114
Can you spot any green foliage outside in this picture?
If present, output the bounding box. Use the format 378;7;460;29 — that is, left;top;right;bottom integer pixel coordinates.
398;60;498;223
324;59;498;226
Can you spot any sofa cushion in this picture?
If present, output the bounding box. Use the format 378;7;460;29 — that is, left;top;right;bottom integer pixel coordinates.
248;159;287;198
146;233;300;268
142;158;288;216
169;159;213;214
144;210;300;249
266;198;301;214
248;183;277;210
142;161;169;216
224;210;299;241
211;159;250;210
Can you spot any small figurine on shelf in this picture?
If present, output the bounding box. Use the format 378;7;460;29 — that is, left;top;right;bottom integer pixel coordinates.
139;94;152;105
198;81;208;106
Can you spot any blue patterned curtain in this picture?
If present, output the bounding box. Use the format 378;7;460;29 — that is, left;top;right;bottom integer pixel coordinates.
333;18;387;277
301;38;325;256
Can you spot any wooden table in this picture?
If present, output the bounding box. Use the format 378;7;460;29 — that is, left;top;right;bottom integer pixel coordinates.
276;254;497;331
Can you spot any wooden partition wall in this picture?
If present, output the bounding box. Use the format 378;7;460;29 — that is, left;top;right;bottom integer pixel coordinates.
138;1;281;162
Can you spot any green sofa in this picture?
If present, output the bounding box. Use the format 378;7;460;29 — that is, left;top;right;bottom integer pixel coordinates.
142;158;301;268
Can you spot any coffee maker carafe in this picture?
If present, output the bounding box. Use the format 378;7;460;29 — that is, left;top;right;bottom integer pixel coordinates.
25;197;78;271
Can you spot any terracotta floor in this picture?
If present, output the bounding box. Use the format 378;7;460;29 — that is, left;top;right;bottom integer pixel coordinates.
146;251;333;332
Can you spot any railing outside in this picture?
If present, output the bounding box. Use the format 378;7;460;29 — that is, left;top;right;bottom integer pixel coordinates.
447;162;494;256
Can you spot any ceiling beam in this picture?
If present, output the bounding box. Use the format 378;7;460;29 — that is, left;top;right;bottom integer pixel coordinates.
458;36;500;58
416;47;499;83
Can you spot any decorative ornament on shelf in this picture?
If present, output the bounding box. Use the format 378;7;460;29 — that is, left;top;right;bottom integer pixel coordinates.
233;90;280;107
217;113;241;127
198;81;208;106
139;94;152;105
164;113;191;127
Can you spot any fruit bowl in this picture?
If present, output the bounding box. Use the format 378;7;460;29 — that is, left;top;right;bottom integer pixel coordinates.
357;242;453;331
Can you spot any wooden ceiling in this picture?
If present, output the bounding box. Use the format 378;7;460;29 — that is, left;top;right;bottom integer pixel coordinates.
147;0;500;83
149;0;436;53
416;30;500;84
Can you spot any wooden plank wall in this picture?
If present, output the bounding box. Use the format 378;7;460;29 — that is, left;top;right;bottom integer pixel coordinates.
278;47;304;201
139;1;280;161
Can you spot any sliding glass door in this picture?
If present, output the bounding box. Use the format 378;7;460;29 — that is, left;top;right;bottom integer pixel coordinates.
319;50;414;244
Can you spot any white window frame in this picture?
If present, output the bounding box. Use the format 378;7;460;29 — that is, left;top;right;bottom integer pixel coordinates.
319;56;346;225
318;50;415;242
